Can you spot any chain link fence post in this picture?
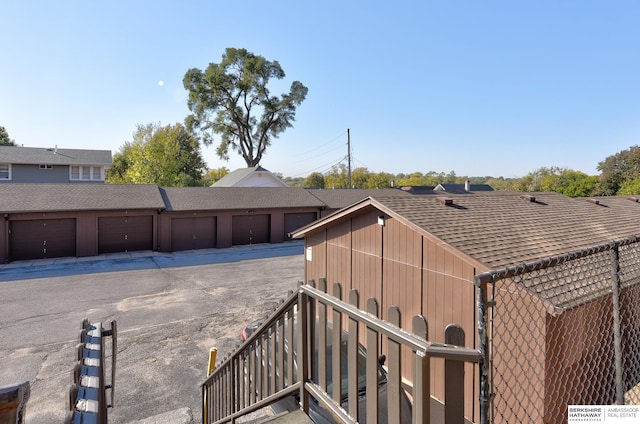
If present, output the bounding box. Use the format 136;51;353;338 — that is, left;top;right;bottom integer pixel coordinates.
475;275;492;424
611;244;625;405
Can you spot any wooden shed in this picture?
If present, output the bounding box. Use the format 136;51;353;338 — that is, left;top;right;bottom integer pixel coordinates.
291;191;640;423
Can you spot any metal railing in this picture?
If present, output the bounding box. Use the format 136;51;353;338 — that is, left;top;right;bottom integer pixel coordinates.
203;280;483;423
475;235;640;424
67;319;117;424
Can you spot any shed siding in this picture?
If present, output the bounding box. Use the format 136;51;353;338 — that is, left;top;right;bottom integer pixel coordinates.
305;230;327;284
326;219;352;294
351;211;381;303
302;206;482;423
421;236;478;420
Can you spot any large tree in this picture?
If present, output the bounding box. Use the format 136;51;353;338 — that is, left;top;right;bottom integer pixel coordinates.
106;123;207;186
0;126;16;146
183;48;308;167
596;145;640;196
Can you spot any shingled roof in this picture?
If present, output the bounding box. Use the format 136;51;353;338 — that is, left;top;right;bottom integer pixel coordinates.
293;191;640;271
0;184;165;213
160;187;325;211
211;166;288;187
0;146;112;166
306;188;413;210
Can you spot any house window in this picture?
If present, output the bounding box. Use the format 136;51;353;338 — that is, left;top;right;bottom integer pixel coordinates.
70;166;104;181
39;164;53;169
0;164;10;180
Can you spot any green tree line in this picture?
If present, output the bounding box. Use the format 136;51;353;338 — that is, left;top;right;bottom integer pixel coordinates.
283;146;640;198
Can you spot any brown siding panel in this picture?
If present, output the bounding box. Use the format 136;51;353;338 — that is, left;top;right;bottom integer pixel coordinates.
325;219;352;291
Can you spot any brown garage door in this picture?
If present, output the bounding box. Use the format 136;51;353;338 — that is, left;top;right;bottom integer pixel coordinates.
10;219;76;261
232;214;270;245
171;216;216;251
284;212;317;239
98;216;153;254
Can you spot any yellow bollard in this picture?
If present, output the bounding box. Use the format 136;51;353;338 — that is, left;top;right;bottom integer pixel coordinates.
207;347;217;376
204;347;217;424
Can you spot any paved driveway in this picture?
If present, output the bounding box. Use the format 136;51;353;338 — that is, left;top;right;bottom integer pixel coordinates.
0;242;304;423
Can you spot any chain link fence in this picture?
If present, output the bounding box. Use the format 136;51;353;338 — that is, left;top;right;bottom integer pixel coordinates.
475;236;640;424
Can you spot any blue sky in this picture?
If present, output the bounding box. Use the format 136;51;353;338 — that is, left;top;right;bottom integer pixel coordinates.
1;1;638;179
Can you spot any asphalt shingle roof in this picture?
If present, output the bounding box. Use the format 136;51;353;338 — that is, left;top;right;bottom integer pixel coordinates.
211;166;287;187
307;188;413;210
0;184;165;213
0;146;112;166
372;192;640;270
160;187;326;211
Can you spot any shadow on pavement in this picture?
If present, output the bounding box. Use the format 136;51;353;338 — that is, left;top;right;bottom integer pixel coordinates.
0;242;304;282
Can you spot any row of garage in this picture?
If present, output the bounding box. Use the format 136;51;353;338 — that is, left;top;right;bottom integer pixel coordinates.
0;184;413;263
3;210;318;262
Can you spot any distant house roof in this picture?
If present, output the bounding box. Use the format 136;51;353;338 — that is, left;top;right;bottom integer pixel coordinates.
433;183;494;193
292;191;640;271
211;166;288;187
0;184;164;213
0;146;112;166
160;187;325;211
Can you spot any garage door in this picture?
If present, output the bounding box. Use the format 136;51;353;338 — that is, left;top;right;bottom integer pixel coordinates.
10;219;76;261
98;216;153;254
284;212;317;239
171;217;216;251
232;214;270;245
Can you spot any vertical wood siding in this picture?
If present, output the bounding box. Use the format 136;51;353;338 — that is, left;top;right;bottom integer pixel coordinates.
301;205;481;422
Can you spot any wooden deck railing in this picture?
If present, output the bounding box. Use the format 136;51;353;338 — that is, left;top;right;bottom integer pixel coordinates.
203;280;483;424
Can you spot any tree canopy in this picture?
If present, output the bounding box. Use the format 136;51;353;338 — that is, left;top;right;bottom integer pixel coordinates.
106;123;207;186
183;48;308;167
0;126;16;146
596;145;640;196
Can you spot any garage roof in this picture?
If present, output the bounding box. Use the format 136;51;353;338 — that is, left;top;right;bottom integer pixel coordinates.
0;184;165;213
160;187;326;211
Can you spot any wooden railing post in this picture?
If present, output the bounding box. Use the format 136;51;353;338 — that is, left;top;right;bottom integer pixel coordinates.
445;324;466;424
388;306;403;424
366;298;380;424
413;315;430;424
348;289;360;421
298;286;310;415
332;283;343;404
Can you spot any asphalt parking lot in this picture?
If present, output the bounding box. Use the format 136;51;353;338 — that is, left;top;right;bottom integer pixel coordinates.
0;242;305;423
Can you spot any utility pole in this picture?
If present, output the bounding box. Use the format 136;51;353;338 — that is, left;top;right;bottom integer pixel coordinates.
347;128;352;188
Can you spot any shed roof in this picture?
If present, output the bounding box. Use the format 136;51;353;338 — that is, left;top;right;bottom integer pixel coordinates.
293;191;640;271
211;166;288;187
0;184;165;213
0;146;112;166
160;187;325;211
